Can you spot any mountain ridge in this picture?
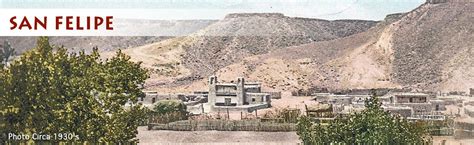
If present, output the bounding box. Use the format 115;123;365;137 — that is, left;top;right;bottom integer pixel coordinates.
104;2;472;93
210;2;473;92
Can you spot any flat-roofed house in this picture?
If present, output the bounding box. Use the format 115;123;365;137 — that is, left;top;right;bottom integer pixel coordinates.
208;76;271;112
384;92;432;114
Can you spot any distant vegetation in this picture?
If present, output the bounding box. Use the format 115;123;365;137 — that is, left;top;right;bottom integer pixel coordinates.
296;95;431;144
0;37;149;143
149;100;189;124
0;40;16;65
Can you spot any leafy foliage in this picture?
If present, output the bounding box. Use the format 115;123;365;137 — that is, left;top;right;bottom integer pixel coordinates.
150;100;188;123
0;47;3;68
0;37;149;143
153;100;187;115
1;40;16;65
297;95;431;144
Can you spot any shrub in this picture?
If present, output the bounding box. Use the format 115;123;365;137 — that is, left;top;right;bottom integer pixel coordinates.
150;100;188;123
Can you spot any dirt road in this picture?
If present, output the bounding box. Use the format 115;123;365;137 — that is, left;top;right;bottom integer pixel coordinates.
137;126;300;145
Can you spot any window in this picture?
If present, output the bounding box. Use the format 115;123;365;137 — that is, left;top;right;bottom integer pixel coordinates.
224;98;232;106
420;97;426;102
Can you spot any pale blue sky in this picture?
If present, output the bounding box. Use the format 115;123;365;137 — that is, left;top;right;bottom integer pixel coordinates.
0;0;425;20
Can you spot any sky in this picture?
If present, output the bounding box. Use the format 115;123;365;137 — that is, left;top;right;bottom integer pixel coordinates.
0;0;426;20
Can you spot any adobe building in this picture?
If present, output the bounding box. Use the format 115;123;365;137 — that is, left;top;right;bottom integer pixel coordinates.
311;91;448;120
208;76;271;112
383;92;434;115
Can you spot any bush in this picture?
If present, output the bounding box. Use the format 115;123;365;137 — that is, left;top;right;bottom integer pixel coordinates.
150;100;188;123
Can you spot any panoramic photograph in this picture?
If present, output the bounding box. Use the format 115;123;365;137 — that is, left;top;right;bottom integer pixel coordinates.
0;0;473;144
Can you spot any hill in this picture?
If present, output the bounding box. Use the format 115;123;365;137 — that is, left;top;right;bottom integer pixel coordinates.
212;1;473;92
108;1;472;93
181;13;378;78
391;1;473;91
119;13;378;89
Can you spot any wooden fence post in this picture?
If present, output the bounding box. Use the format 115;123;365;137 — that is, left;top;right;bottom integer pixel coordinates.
201;103;204;113
227;108;230;119
255;109;258;118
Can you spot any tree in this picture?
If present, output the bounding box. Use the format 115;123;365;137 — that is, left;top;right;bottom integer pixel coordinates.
1;40;16;65
0;37;149;143
297;93;431;144
150;100;188;123
153;100;187;115
0;44;3;68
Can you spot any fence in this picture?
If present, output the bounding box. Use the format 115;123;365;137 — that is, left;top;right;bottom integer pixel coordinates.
148;112;188;124
148;120;297;132
454;121;474;139
465;107;474;117
428;128;454;136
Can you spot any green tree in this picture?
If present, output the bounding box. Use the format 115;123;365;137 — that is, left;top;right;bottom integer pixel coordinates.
0;44;3;68
297;93;431;144
1;40;16;65
150;100;188;123
0;37;149;143
153;100;187;115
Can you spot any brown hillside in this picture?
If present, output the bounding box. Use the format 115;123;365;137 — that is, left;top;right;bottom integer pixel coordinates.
115;13;378;89
113;2;472;93
391;2;473;91
210;2;473;92
181;13;377;80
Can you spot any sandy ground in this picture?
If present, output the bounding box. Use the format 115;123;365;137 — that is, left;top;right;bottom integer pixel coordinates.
137;126;300;145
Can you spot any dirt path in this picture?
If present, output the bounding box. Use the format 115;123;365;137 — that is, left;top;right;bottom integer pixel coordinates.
137;126;300;145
